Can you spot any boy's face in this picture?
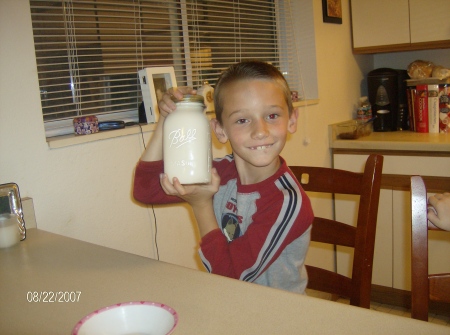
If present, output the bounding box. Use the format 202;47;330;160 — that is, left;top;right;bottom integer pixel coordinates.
212;79;298;175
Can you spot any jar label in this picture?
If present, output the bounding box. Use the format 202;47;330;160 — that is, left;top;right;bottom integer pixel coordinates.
175;160;195;167
168;128;197;148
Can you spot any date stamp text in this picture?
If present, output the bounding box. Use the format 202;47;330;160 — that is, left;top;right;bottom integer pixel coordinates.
27;291;81;303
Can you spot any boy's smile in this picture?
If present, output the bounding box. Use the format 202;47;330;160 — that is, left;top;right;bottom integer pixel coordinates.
249;145;273;150
211;79;298;184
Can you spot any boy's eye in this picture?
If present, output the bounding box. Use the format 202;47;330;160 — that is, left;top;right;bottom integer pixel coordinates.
236;118;248;124
267;113;279;120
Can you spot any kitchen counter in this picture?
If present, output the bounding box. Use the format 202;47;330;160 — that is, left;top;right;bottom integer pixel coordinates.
1;229;449;334
329;123;450;153
330;125;450;307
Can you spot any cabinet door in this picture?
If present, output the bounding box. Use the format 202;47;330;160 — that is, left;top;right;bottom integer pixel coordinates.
351;0;410;48
410;0;450;43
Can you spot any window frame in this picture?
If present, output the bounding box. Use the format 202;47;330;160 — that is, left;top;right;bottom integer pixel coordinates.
28;0;318;143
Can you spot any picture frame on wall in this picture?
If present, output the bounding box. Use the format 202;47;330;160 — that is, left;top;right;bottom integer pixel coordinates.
322;0;342;24
138;66;177;123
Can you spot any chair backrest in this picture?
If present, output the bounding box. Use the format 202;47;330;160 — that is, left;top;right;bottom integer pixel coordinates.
410;175;450;321
289;154;383;309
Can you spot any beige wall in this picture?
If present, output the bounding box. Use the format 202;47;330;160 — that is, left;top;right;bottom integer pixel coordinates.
283;0;372;170
1;0;446;270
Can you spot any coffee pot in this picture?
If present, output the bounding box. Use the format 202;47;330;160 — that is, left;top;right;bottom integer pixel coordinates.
368;68;409;131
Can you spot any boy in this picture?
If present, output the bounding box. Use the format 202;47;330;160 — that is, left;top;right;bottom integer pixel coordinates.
133;60;314;293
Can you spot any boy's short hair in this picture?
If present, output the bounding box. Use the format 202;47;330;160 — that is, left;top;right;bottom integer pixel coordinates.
213;60;293;124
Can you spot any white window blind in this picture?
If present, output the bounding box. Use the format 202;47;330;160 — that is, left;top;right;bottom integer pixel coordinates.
29;0;301;137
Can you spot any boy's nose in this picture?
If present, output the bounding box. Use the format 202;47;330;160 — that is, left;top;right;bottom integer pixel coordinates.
251;119;269;139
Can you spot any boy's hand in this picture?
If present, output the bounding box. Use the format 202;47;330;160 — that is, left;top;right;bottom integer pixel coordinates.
158;86;197;119
159;168;220;207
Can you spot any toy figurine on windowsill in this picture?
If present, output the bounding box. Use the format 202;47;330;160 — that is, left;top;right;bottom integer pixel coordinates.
197;81;214;113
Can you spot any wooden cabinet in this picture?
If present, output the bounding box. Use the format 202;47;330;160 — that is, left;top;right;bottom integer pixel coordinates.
351;0;450;54
409;0;450;43
351;0;410;50
333;152;450;291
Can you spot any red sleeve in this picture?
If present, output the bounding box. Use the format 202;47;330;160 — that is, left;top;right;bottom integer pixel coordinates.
199;174;313;281
133;159;225;204
133;160;182;204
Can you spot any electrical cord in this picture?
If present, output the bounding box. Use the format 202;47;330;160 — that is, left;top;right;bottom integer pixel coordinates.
138;124;160;261
151;204;159;261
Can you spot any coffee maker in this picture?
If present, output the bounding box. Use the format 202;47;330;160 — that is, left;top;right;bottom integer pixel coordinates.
367;68;408;132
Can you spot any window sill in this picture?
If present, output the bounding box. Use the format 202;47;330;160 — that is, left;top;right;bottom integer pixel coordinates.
46;99;319;149
47;123;157;149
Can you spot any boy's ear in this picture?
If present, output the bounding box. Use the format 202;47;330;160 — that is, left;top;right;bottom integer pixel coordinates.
210;118;229;144
288;107;299;134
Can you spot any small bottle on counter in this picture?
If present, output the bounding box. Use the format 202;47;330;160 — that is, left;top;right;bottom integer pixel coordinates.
163;94;212;184
356;96;372;121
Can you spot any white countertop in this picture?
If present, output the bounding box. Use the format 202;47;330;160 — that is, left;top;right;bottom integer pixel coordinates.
1;229;448;334
329;123;450;153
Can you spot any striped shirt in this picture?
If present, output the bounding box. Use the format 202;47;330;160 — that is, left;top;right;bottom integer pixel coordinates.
133;155;313;293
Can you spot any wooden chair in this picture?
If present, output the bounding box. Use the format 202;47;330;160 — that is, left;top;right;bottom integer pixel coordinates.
410;175;450;321
289;154;383;308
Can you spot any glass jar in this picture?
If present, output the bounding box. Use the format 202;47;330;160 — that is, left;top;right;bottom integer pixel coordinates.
163;94;212;184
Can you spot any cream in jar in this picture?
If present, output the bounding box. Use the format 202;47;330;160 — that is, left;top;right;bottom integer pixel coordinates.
163;94;212;184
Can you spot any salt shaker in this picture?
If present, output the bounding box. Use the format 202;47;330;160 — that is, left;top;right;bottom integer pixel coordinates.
163;94;212;184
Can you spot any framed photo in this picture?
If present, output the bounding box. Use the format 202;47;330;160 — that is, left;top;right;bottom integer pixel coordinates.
138;66;177;123
322;0;342;24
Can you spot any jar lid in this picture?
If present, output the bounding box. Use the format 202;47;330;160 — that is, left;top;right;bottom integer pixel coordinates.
171;94;205;105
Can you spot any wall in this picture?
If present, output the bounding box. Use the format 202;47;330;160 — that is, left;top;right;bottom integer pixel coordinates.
3;0;435;271
283;0;372;172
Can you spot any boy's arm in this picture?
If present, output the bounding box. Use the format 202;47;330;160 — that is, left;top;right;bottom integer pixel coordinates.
191;200;218;237
140;119;164;161
199;175;314;281
159;169;221;237
133;160;181;204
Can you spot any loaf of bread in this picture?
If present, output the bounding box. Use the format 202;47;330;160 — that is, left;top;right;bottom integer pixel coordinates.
407;60;450;80
431;66;450;80
407;60;434;79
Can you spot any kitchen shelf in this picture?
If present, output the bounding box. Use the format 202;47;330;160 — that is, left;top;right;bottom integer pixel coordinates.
329;122;450;153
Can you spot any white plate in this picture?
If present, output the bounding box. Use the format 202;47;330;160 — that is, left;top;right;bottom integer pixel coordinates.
72;301;178;335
